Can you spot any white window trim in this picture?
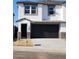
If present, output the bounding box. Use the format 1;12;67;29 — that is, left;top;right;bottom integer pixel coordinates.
25;5;37;15
30;5;32;14
31;5;37;14
25;5;30;14
48;5;55;15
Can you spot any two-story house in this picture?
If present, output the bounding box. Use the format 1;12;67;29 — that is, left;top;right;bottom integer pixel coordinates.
16;1;66;39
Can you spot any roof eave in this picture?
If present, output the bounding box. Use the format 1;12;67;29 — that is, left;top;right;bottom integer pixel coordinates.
17;1;66;5
16;18;31;22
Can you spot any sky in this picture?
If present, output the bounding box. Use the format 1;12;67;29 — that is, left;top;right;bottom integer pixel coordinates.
13;0;19;26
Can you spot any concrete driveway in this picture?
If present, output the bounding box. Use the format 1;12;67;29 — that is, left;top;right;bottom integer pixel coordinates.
13;39;66;59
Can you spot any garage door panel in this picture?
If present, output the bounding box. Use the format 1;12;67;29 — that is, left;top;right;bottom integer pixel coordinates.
31;24;59;38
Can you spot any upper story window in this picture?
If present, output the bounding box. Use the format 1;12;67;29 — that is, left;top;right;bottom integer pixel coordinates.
31;5;37;14
25;5;30;14
48;5;55;15
24;5;37;14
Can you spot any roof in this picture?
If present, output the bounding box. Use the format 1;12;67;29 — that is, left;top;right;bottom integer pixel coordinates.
16;18;31;22
17;1;66;5
32;20;66;24
16;18;66;23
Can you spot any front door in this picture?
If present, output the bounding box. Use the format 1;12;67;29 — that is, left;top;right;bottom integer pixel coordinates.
21;24;27;38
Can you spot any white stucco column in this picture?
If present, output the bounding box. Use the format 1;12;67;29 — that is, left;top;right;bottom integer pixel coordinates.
38;4;43;20
17;3;24;40
18;3;24;20
59;22;66;39
17;23;21;40
42;5;48;20
27;22;31;39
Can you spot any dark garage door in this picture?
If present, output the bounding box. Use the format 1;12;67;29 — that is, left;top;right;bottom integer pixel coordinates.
31;24;59;38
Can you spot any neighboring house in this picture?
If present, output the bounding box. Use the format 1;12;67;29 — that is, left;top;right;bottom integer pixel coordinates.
16;1;66;39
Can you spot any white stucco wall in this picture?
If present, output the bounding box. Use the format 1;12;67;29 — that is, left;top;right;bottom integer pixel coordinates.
18;3;66;22
18;4;43;21
42;5;65;21
42;5;48;21
59;22;66;32
17;3;66;34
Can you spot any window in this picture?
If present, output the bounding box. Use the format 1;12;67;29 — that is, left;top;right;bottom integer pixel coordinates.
25;5;30;14
24;5;37;14
48;5;55;15
31;5;37;14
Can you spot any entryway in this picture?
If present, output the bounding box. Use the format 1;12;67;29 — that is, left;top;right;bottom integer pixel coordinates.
21;24;27;38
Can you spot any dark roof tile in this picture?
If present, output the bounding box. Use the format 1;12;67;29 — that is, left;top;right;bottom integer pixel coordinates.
17;1;66;5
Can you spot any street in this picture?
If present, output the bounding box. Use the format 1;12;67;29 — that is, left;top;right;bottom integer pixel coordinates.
14;50;66;59
13;46;66;59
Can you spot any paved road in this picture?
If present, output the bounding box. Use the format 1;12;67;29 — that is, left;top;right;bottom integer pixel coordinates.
13;50;66;59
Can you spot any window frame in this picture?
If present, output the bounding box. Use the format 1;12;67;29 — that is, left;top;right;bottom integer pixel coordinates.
24;5;37;15
48;5;55;15
24;5;30;14
31;5;37;14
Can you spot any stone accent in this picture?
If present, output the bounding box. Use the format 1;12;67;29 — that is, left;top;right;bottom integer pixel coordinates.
27;32;31;39
13;39;33;46
59;32;66;39
17;32;21;40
